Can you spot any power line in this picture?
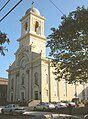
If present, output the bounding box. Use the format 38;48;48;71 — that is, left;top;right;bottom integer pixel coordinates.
0;0;23;22
48;0;65;16
0;0;11;12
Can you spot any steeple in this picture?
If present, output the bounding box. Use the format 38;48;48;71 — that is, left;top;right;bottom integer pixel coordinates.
25;1;40;16
32;0;34;8
19;2;46;56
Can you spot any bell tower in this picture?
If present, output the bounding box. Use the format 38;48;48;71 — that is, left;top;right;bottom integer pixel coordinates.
18;2;46;56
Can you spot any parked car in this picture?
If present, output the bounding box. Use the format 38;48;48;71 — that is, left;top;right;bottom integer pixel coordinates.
61;101;69;106
54;101;67;109
61;100;76;107
84;114;88;119
46;102;55;109
67;101;76;107
72;97;79;105
34;102;55;110
0;106;5;113
1;104;26;115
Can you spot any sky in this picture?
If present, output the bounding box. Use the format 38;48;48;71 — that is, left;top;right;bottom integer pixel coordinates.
0;0;88;78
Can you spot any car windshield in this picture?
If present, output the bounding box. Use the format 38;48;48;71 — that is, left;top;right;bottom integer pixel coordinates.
5;104;19;108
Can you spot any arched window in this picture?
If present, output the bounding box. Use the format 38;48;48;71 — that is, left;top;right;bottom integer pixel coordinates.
34;72;38;85
35;21;40;35
21;74;25;85
21;58;26;69
24;21;28;31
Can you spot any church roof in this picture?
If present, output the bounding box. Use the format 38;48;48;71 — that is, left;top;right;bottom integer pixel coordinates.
25;7;40;16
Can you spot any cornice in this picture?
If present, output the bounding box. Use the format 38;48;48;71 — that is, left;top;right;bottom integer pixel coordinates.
7;66;20;73
17;32;46;42
29;32;46;40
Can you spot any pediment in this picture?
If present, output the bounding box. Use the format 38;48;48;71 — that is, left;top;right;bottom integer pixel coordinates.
15;45;30;67
15;45;30;56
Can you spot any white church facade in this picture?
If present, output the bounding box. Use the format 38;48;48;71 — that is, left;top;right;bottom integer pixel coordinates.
7;4;88;103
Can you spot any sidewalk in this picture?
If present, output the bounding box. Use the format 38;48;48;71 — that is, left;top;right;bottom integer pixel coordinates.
53;106;88;116
27;106;88;116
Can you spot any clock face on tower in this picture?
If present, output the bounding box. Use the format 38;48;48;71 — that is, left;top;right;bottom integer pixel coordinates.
21;59;26;69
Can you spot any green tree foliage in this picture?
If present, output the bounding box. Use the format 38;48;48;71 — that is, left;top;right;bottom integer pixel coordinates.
47;6;88;83
0;31;9;56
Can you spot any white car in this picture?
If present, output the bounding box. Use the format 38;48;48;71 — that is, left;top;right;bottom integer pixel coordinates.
34;102;55;110
54;102;67;109
61;100;76;107
46;102;55;109
1;104;26;115
67;101;76;107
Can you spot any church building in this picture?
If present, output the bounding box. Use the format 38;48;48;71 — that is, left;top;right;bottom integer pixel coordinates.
7;4;88;103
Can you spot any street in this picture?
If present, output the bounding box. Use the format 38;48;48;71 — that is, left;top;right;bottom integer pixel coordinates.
0;110;52;119
0;114;34;119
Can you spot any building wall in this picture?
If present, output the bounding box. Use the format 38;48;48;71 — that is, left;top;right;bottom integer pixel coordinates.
40;58;88;102
8;54;88;103
0;78;8;104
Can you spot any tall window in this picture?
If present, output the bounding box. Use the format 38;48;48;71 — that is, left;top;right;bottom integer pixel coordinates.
24;21;28;31
21;92;25;101
35;21;40;35
11;93;13;102
54;80;58;96
63;79;67;96
11;79;14;89
35;91;38;100
34;72;38;85
46;89;48;96
46;74;48;84
21;74;25;85
82;82;85;100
